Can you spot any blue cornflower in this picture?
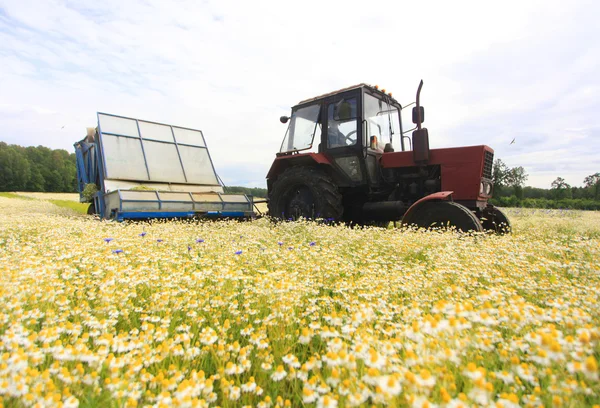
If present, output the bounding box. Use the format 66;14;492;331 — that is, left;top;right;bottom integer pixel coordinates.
309;241;316;246
104;238;113;243
235;250;242;255
187;246;192;251
112;249;123;254
278;241;284;246
139;232;147;237
157;239;163;243
288;246;294;250
196;238;204;243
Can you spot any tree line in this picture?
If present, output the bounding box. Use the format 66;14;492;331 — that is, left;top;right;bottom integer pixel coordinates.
491;158;600;210
0;141;269;196
0;142;77;192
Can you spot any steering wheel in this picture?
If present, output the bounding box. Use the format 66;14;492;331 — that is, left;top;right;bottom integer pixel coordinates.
343;130;357;145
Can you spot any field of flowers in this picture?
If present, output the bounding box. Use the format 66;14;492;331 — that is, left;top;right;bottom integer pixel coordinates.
0;195;599;408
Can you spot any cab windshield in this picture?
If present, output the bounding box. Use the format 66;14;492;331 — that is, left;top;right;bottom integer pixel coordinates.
280;104;321;153
363;93;401;150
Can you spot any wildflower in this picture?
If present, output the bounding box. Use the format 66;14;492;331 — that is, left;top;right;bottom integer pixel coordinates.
271;365;287;381
302;387;318;404
104;238;113;243
309;241;316;246
583;356;599;381
317;394;338;408
228;386;241;401
157;239;163;242
196;238;204;243
235;250;242;255
112;249;123;254
139;232;146;237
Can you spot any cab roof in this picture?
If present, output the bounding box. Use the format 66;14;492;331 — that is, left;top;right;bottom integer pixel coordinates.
295;83;400;106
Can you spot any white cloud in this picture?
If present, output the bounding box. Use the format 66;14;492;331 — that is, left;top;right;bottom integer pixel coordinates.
0;0;598;188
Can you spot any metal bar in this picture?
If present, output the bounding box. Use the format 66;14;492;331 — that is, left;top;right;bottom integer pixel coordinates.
118;211;197;219
155;190;161;210
188;192;196;211
170;126;188;183
101;131;208;148
135;119;152;180
96;113;109;190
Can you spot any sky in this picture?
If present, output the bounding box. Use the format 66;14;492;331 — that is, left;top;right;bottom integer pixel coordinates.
0;0;599;189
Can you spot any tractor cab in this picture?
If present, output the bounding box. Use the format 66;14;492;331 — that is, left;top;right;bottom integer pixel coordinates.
278;84;407;188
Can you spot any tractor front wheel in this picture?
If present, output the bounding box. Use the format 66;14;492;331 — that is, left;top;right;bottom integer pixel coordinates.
268;167;343;221
402;201;483;232
480;206;511;234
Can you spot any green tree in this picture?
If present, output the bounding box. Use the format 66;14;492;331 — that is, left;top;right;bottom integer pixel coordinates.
583;172;600;200
0;143;31;191
551;177;571;199
506;166;528;200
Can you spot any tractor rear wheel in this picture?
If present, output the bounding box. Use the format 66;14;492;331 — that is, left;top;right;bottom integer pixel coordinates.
480;206;511;234
268;167;343;221
403;201;483;232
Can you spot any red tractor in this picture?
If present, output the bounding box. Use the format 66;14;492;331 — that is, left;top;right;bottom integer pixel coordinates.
266;81;510;232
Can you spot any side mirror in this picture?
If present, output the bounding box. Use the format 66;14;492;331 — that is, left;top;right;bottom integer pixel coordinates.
334;99;355;121
280;116;290;124
412;106;425;124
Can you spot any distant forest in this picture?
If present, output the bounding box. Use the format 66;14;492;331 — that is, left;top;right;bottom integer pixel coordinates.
0;142;268;197
0;142;77;192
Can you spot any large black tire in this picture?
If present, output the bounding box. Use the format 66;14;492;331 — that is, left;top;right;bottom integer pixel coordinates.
87;201;96;215
480;206;511;234
268;167;343;221
402;201;483;232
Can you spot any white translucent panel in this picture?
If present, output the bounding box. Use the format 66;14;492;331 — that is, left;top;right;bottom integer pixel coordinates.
222;194;248;203
161;202;194;211
223;203;252;211
157;192;194;202
142;140;186;183
120;190;158;201
173;127;205;146
102;135;149;181
138;121;174;142
121;201;160;211
195;203;225;211
178;146;219;185
192;192;223;202
99;114;139;137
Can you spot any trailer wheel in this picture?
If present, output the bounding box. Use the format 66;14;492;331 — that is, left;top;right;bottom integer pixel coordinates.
87;202;96;215
269;167;343;221
402;201;483;232
480;206;511;234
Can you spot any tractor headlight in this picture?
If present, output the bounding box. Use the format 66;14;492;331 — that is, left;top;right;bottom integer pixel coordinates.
485;183;492;195
480;182;484;195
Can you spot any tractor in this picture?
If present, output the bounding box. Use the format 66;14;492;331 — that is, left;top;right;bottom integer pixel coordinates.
266;81;510;232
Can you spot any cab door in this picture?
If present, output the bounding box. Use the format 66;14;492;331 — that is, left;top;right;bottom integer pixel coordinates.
322;89;365;186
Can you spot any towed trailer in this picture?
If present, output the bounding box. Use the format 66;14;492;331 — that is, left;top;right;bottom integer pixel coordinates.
74;112;256;221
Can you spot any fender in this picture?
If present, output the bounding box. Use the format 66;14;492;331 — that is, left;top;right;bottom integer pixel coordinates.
266;153;332;180
402;191;454;224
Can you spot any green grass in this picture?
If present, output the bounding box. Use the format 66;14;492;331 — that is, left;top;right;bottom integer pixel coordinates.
0;192;34;200
48;199;89;214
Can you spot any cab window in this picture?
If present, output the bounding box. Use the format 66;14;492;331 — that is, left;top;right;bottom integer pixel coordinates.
327;98;357;148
